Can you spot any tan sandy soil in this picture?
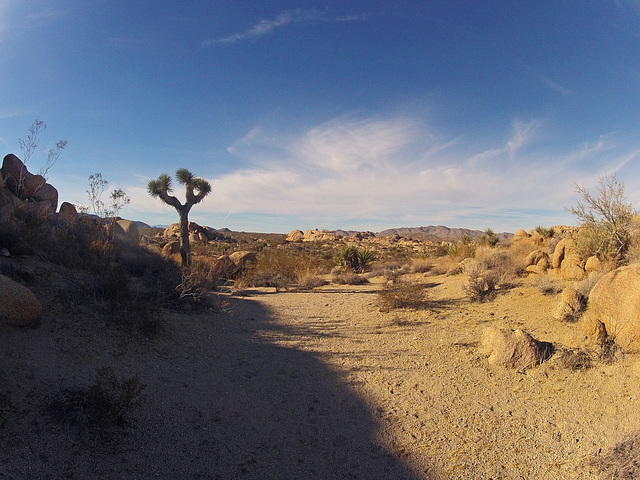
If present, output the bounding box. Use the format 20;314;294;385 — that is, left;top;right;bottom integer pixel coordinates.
1;269;639;479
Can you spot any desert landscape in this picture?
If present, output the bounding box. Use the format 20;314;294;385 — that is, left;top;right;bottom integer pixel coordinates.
1;155;640;480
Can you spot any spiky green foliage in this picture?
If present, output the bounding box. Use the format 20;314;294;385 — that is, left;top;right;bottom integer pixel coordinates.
147;168;211;267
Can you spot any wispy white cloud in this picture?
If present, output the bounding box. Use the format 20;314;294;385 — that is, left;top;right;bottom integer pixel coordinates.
506;118;540;158
202;9;323;46
118;114;640;232
540;75;572;95
202;9;370;46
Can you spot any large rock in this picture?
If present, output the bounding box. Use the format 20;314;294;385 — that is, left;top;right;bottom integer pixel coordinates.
552;238;585;280
286;230;304;242
229;251;257;269
0;274;42;326
513;229;530;241
58;202;78;223
583;264;640;353
115;219;139;243
303;229;338;242
211;255;239;280
1;154;58;210
480;327;553;369
553;287;583;321
31;181;58;210
162;240;180;256
585;255;603;273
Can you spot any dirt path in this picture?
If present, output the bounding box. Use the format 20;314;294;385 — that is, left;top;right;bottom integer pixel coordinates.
1;271;639;479
239;273;640;479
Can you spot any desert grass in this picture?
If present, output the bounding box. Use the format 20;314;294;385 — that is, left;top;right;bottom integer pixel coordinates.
589;431;640;479
377;281;434;312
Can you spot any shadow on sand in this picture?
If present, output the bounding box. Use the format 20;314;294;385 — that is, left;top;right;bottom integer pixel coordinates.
0;294;432;479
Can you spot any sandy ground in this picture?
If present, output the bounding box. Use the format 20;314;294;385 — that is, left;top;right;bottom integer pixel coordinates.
1;269;639;479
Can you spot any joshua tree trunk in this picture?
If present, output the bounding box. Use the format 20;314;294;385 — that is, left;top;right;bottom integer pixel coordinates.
178;206;191;268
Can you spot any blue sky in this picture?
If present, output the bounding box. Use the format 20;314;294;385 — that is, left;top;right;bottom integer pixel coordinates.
1;1;640;233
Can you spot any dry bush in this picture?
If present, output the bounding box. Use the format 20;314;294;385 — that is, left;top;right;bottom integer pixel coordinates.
235;247;327;291
377;281;432;313
332;270;370;285
367;261;406;282
49;368;146;428
296;271;327;290
589;431;640;479
533;275;561;295
552;347;593;371
464;267;500;302
575;271;605;301
409;257;434;273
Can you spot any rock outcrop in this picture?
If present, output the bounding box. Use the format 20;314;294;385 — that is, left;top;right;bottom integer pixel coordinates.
1;154;58;210
583;264;640;353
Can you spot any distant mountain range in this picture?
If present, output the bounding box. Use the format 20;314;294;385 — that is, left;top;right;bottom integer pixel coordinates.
375;226;513;241
132;220;513;242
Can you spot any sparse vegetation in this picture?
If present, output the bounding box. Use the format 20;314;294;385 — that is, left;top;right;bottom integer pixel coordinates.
50;368;146;428
569;174;635;262
335;244;377;273
377;281;432;312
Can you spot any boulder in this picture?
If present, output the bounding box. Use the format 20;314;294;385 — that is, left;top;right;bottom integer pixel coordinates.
560;254;585;281
552;237;574;269
513;229;530;241
583;264;640;352
31;181;58;211
115;219;139;243
229;251;257;269
286;230;304;242
2;154;45;199
58;202;78;223
303;229;338;242
0;274;42;326
585;255;603;273
211;255;238;280
480;327;553;369
553;287;583;321
524;250;549;268
162;240;180;256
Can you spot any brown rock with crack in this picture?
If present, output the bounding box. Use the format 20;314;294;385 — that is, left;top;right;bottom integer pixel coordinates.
0;274;42;326
480;327;553;369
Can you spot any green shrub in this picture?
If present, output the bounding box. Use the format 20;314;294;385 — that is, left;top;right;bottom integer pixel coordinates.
569;174;635;261
334;245;376;273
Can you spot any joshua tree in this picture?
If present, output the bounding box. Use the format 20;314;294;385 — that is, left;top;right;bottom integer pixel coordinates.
148;168;211;267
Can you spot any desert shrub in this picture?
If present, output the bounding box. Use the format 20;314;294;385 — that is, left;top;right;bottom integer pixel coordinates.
478;228;499;247
409;257;434;273
378;281;434;312
235;246;327;291
49;368;145;428
367;261;405;281
296;272;327;290
589;431;640;479
332;270;370;285
532;275;561;295
446;242;476;259
335;245;376;273
460;234;473;245
463;260;509;302
535;225;555;238
553;347;593;371
569;174;635;261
